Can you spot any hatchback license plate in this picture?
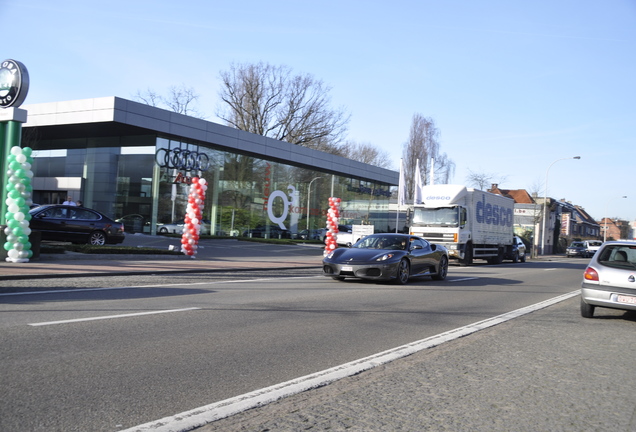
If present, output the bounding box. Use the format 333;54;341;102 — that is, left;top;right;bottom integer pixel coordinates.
341;266;353;271
616;294;636;305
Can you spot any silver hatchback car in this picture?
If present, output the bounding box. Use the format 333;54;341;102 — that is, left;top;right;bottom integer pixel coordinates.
580;241;636;318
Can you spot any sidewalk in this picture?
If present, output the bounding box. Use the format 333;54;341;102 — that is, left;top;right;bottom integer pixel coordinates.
0;235;325;280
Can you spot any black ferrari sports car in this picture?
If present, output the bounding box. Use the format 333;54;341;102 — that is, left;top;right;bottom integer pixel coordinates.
322;233;449;285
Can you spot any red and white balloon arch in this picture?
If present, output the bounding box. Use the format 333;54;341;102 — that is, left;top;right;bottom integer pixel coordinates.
324;197;341;256
180;177;207;257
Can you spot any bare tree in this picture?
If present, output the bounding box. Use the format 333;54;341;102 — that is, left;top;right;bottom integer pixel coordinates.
465;169;508;190
401;114;455;200
134;84;205;118
134;88;161;107
216;62;349;153
342;140;393;169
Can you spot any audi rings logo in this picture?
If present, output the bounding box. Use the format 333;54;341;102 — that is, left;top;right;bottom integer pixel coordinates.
155;148;210;172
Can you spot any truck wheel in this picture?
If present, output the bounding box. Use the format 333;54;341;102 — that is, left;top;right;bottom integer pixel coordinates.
520;253;526;263
488;248;504;265
459;244;472;266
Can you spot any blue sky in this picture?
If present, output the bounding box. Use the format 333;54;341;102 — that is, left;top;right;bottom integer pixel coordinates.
3;0;635;221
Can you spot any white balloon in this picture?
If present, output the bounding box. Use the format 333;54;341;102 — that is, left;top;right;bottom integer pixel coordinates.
10;146;21;156
14;212;25;221
16;154;27;163
8;249;18;259
8;204;19;213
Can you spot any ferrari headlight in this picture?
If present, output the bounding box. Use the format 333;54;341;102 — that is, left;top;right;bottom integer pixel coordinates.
376;253;394;261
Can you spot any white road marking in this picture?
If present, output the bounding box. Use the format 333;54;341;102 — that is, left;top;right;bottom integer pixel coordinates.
449;277;479;282
28;307;201;327
121;290;580;432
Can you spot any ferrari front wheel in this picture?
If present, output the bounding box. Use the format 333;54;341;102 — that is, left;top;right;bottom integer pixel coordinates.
394;259;410;285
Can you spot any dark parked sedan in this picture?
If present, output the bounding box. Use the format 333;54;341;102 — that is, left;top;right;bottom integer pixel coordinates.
243;225;291;239
567;241;590;258
29;205;125;245
323;233;449;285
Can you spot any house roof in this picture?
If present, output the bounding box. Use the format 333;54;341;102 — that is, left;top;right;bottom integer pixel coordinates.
488;184;535;204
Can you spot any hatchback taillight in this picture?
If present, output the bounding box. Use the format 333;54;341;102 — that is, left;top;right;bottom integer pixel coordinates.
584;267;599;281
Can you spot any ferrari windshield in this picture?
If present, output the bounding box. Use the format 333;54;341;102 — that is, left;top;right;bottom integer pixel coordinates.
354;235;407;250
412;207;459;227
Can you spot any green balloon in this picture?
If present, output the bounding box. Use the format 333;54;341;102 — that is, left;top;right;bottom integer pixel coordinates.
23;242;32;250
17;235;28;244
14;168;26;178
8;189;20;199
3;242;12;251
23;147;33;157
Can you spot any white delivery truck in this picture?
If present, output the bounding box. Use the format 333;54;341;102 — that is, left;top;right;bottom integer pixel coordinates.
408;184;516;265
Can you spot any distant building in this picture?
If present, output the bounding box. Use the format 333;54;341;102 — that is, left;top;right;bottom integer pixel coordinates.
599;217;633;241
488;184;601;254
560;201;601;239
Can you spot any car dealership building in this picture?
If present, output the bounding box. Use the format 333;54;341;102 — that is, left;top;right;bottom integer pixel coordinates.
22;97;398;237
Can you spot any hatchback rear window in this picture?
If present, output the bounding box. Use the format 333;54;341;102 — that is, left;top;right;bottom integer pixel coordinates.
597;245;636;269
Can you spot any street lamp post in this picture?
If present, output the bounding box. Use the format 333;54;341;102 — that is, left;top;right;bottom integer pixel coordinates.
541;156;581;255
306;177;323;231
603;195;627;242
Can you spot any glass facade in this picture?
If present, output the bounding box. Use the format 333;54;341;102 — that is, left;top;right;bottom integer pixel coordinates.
28;134;394;238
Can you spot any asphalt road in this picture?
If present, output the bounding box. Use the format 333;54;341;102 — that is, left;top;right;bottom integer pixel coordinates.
1;258;621;431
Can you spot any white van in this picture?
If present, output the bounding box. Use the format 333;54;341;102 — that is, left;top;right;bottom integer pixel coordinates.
584;240;603;256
